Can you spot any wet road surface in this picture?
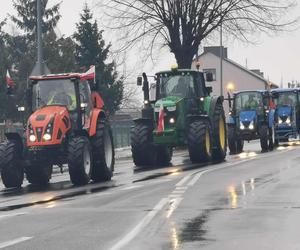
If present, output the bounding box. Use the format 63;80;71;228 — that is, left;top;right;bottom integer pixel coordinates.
0;141;299;249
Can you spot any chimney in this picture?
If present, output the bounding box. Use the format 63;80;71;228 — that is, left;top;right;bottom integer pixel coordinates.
250;69;264;78
204;46;228;59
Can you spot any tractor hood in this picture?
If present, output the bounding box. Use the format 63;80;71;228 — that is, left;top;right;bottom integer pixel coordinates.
277;106;292;118
239;110;257;124
27;106;71;146
155;96;183;109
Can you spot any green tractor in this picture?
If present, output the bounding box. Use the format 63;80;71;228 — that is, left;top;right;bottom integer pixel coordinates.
131;66;227;166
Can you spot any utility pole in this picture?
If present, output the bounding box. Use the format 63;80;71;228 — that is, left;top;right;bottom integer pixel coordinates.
37;0;43;74
31;0;50;75
220;6;223;97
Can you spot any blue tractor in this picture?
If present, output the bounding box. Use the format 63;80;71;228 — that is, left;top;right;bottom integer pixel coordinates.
227;90;275;154
271;88;300;145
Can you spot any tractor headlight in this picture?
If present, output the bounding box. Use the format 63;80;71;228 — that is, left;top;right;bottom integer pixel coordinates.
29;135;36;142
240;122;245;130
43;133;52;141
169;118;175;124
249;121;254;130
278;117;283;124
286;117;291;124
167;106;176;112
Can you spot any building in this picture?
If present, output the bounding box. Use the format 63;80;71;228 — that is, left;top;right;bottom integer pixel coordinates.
192;46;278;115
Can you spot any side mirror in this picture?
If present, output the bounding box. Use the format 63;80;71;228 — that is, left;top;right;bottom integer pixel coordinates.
17;106;25;112
205;72;214;82
206;86;213;94
137;76;143;86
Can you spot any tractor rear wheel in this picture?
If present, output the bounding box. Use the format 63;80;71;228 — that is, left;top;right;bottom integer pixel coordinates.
188;119;212;163
131;123;157;166
211;103;227;161
91;120;115;182
259;125;269;152
0;141;24;188
25;164;52;186
68;137;92;185
227;126;237;154
157;146;173;166
268;127;275;151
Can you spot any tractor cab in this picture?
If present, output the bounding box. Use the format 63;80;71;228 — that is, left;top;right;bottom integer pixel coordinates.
271;88;300;143
227;90;275;153
27;74;98;147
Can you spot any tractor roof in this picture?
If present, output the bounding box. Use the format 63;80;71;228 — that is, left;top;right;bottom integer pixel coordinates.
29;72;94;82
233;90;268;95
156;69;203;75
271;88;300;93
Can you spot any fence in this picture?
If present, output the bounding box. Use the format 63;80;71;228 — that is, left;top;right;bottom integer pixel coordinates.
0;119;133;149
110;119;133;149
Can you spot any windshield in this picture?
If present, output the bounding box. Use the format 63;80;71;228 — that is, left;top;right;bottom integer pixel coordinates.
274;92;297;106
32;79;77;111
235;92;263;112
159;74;195;98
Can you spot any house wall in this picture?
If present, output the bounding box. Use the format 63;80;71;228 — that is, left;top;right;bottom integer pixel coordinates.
192;53;267;117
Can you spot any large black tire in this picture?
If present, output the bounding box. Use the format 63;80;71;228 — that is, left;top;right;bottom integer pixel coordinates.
211;102;227;160
25;164;52;186
227;126;237;154
68;137;92;185
157;146;173;166
187;119;212;163
236;139;244;153
268;127;275;151
91;120;115;182
259;125;269;152
131;123;157;166
0;141;24;188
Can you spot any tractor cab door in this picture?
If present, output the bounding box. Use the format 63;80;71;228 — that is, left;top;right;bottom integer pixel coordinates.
79;81;93;129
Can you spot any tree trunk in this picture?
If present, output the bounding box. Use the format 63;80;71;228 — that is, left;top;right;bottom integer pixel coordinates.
173;46;197;69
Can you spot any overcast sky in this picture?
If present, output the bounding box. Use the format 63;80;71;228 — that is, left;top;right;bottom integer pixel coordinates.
1;0;300;86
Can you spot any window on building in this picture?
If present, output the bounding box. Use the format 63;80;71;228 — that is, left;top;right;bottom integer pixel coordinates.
203;69;217;81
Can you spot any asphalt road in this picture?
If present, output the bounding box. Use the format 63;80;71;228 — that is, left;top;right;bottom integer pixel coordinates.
0;141;299;249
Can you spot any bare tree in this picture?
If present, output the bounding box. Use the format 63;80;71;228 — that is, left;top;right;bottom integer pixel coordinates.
99;0;298;68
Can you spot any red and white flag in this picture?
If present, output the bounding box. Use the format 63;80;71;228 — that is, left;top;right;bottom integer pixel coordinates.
6;70;14;89
81;65;95;82
157;103;165;134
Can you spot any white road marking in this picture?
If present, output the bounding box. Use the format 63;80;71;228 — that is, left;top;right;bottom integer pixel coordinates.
175;186;188;190
166;197;183;218
172;190;186;194
109;198;169;250
0;212;28;221
0;237;33;249
121;185;143;191
168;194;182;198
175;175;192;187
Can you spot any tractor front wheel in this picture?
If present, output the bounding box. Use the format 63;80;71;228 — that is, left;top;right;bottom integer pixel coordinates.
68;137;92;186
25;164;52;186
0;141;24;188
131;123;157;166
91;120;115;182
188;120;212;163
259;125;269;152
157;146;173;166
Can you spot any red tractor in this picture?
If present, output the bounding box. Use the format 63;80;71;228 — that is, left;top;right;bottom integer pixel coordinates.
0;71;115;188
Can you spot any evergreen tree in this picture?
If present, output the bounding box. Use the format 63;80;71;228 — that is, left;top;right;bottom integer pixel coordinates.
73;4;124;115
11;0;61;40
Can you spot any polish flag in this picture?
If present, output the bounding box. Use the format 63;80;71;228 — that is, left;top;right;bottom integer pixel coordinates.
6;70;14;88
157;103;165;134
81;65;96;82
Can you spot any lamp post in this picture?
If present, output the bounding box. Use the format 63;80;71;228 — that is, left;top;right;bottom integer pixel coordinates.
220;6;223;97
